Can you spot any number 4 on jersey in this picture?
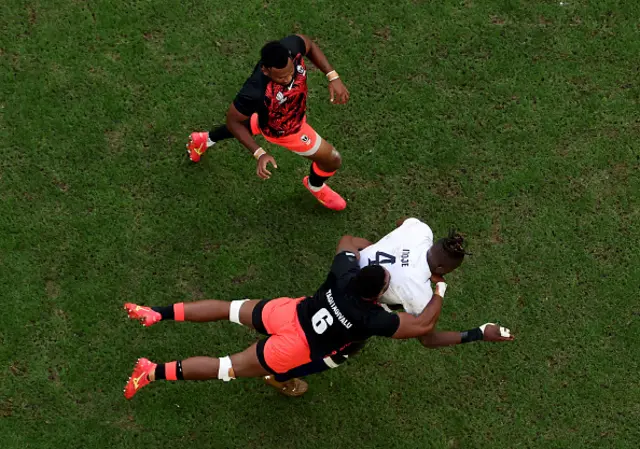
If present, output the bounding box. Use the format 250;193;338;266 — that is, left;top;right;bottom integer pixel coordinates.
368;251;396;266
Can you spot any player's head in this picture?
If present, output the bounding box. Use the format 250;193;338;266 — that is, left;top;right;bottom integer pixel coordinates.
427;230;468;275
350;265;391;301
260;41;295;86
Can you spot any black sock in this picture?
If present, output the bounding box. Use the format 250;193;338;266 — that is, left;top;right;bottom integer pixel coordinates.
154;361;184;381
152;305;174;321
155;364;166;380
208;124;233;142
309;163;332;188
208;119;251;142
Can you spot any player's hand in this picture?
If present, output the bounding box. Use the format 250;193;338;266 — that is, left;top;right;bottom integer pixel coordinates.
329;79;350;104
480;323;514;342
256;153;277;179
430;274;446;284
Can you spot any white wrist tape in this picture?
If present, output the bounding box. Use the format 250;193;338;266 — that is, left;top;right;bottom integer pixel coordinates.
435;282;447;297
253;148;266;160
229;299;248;325
325;70;337;79
218;356;235;381
480;323;511;338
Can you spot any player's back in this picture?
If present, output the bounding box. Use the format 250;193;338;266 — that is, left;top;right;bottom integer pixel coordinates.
296;252;400;359
359;218;434;315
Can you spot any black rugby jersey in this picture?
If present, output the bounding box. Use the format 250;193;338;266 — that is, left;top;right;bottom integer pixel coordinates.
296;252;400;359
233;35;308;138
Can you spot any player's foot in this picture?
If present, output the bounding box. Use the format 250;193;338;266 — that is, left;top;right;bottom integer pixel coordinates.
124;358;157;399
264;375;308;397
124;303;161;327
302;176;347;211
186;132;212;162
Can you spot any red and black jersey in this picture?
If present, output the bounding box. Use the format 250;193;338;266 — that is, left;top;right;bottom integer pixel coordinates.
296;252;401;360
233;35;309;138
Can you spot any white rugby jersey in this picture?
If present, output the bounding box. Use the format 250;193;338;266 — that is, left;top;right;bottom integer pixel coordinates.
359;218;434;316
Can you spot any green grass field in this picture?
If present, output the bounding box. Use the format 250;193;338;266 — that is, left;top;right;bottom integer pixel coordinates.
2;0;639;447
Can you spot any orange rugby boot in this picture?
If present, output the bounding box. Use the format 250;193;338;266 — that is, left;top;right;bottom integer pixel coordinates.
186;132;212;162
124;303;161;327
302;176;347;211
124;358;157;399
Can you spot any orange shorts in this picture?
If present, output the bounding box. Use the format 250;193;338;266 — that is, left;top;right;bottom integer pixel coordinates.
250;114;323;156
252;297;312;374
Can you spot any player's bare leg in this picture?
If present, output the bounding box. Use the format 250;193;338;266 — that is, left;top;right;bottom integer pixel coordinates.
123;299;310;398
124;343;270;399
124;299;260;327
309;139;342;173
302;139;346;211
173;343;270;380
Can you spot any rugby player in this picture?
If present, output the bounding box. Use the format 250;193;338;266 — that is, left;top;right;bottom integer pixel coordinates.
122;235;449;399
266;220;513;392
361;217;513;346
186;34;350;210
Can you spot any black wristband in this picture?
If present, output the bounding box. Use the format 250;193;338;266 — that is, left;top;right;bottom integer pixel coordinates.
460;327;483;344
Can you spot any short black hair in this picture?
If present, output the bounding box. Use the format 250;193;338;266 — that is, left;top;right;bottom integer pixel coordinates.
260;41;290;69
350;265;386;299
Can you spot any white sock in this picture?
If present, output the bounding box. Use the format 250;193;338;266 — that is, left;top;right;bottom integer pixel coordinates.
206;138;215;148
308;182;323;192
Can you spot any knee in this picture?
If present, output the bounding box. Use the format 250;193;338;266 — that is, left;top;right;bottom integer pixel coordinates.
332;148;342;170
321;147;341;172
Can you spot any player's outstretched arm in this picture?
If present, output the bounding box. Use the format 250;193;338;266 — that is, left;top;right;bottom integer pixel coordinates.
419;324;514;348
418;331;462;347
391;282;447;339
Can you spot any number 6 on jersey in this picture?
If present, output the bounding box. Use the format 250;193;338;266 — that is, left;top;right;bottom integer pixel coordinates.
312;308;334;334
